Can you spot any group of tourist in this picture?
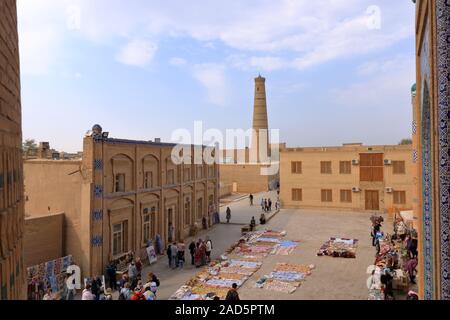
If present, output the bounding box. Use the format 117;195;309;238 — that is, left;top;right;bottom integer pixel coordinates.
261;198;273;212
166;242;186;269
117;272;160;300
187;237;214;268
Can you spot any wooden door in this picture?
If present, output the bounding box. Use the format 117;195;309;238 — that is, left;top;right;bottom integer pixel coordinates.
365;190;379;210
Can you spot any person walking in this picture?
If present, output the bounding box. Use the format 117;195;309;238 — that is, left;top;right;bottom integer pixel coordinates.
177;242;186;269
128;261;138;289
189;241;196;265
167;244;173;268
194;241;202;268
250;217;256;231
225;283;240;300
226;207;231;223
268;198;272;211
249;194;254;206
135;257;142;278
205;236;213;263
405;257;418;284
106;262;117;291
170;242;178;269
264;199;268;212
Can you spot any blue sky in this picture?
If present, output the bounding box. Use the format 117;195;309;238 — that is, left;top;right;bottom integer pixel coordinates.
17;0;416;152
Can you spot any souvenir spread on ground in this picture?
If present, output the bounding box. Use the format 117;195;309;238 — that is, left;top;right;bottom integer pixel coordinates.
255;263;314;294
169;230;301;300
317;237;358;258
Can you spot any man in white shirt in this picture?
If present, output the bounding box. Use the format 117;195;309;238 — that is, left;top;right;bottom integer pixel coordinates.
81;284;95;300
205;236;213;263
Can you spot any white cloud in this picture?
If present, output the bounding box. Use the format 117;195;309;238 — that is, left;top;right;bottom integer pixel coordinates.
332;55;415;109
116;39;158;67
228;55;286;71
192;64;228;107
17;1;414;74
169;57;187;66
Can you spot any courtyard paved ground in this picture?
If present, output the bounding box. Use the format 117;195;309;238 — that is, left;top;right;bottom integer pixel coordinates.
136;191;376;300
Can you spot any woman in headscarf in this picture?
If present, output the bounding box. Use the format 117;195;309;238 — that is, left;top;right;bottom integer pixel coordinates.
199;240;207;266
194;240;202;268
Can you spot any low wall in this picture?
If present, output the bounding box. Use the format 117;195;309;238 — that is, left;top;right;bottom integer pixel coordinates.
219;184;233;198
219;164;272;193
24;213;65;267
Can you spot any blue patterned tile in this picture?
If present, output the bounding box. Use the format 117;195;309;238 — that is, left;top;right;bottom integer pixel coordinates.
437;0;450;300
94;185;103;198
94;159;103;170
92;209;103;221
92;236;103;247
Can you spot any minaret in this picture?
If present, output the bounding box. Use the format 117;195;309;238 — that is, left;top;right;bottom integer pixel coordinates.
251;75;270;162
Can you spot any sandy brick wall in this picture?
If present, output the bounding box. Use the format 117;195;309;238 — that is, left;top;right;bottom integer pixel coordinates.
0;0;25;300
24;214;64;267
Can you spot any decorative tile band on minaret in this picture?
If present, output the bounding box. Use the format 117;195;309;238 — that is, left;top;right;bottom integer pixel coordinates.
251;75;270;162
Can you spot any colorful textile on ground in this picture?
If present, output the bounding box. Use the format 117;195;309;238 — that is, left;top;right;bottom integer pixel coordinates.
170;229;304;300
317;237;358;258
262;279;299;294
257;263;314;294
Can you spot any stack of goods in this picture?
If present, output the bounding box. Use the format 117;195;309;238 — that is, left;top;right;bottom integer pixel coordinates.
27;255;73;300
317;238;358;258
256;263;314;294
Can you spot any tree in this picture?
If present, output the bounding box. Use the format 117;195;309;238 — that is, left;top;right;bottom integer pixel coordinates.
22;139;38;155
399;138;412;145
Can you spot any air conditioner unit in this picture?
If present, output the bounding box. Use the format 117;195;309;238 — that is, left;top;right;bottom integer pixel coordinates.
384;159;392;165
385;187;394;193
352;159;359;165
352;187;361;193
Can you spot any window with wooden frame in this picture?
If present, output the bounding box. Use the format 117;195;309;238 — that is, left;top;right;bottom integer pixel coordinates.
392;161;406;174
320;161;332;174
339;161;351;174
393;191;406;204
115;173;125;192
360;153;384;182
143;212;151;244
184;199;191;226
321;189;333;202
292;188;302;201
144;171;153;189
291;161;302;174
112;221;128;256
340;190;352;203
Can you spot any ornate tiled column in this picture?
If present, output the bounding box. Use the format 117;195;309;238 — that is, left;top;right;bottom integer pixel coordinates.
436;0;450;300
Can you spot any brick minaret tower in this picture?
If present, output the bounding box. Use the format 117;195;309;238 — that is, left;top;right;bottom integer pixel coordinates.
251;75;270;162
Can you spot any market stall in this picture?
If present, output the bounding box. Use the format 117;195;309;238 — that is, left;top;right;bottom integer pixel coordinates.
27;255;73;300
